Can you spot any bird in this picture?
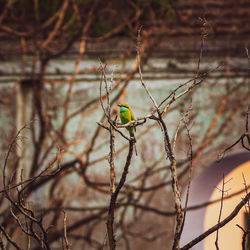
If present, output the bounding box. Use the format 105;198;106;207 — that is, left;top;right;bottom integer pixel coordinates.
118;103;136;138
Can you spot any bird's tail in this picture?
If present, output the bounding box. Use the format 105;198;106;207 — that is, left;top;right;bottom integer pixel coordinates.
128;127;137;156
129;129;136;141
134;143;138;156
129;133;137;156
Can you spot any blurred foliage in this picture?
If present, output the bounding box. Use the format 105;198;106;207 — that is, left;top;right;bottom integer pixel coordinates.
0;0;179;38
10;0;62;22
139;0;178;19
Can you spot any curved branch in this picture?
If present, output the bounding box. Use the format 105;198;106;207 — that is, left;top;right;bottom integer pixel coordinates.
181;192;250;250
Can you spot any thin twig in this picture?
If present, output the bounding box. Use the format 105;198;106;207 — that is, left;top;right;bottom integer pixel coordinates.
136;27;159;110
180;109;193;237
215;174;225;250
63;210;71;250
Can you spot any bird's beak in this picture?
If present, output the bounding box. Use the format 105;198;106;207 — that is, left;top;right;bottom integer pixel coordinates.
118;104;121;107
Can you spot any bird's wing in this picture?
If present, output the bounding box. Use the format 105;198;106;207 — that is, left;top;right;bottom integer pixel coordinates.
131;110;135;121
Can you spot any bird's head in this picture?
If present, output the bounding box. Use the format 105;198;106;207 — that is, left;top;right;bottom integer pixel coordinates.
118;103;131;113
118;103;130;109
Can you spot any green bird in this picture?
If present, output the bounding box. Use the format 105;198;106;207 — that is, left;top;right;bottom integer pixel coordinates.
118;103;136;138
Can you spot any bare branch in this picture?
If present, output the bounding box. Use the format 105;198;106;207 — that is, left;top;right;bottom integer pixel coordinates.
63;211;71;250
181;193;250;250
